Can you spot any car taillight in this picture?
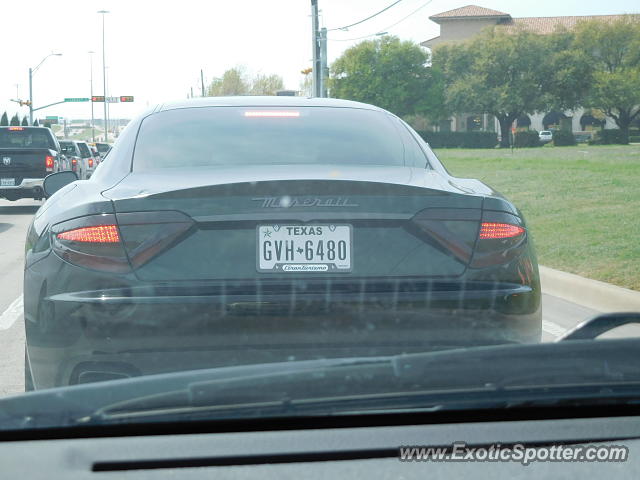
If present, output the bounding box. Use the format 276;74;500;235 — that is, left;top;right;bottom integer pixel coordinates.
45;155;54;172
52;212;194;273
71;158;77;166
479;222;525;239
471;212;526;268
88;158;94;168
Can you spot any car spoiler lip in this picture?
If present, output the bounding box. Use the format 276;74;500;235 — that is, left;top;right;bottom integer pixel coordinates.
46;280;532;305
6;338;640;430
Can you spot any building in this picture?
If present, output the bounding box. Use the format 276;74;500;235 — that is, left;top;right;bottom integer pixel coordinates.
420;5;633;134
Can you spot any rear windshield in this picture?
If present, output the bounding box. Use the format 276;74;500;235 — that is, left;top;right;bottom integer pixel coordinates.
77;142;92;157
59;142;77;155
133;107;407;170
96;143;110;153
0;128;53;149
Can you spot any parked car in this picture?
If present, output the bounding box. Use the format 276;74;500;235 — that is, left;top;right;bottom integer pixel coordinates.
75;141;97;179
0;126;68;201
59;140;84;178
25;97;541;390
539;130;553;143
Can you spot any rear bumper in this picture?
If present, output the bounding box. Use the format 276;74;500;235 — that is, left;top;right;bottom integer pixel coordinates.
25;279;542;389
0;178;45;198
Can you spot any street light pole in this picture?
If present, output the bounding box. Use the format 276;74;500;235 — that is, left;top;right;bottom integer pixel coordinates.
89;51;95;142
28;53;63;124
98;10;110;143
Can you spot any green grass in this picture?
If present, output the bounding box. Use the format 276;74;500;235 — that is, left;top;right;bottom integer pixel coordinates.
436;145;640;290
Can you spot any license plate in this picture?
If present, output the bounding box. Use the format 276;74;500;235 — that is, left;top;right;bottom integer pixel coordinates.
257;224;352;272
0;178;15;186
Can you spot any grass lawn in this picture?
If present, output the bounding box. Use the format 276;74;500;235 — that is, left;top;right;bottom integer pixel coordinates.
436;145;640;290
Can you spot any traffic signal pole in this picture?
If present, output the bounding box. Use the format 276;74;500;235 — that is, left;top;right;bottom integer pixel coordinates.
311;0;321;98
28;68;33;124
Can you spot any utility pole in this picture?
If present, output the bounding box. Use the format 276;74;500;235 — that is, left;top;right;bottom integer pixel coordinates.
311;0;321;98
28;68;33;124
319;27;328;98
200;69;205;96
190;87;194;99
98;10;110;143
89;51;95;142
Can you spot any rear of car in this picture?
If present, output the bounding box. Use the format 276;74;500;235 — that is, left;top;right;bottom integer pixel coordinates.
24;99;541;389
76;141;96;179
0;126;63;200
539;130;553;143
59;141;82;177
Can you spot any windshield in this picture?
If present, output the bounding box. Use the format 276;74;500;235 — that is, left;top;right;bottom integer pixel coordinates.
0;0;639;438
0;128;53;149
133;107;409;170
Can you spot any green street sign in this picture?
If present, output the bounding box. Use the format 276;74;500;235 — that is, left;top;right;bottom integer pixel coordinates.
45;116;59;120
64;97;90;102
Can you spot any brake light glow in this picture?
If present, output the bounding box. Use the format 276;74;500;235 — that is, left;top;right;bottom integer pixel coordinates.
57;225;120;243
244;111;300;118
71;158;77;166
45;155;54;171
88;158;94;168
8;127;24;131
479;222;525;239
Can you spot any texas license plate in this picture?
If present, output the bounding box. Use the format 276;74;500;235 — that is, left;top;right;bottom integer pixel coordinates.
257;224;352;272
0;178;15;186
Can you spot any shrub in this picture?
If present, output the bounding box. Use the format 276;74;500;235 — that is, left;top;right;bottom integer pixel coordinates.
416;131;498;149
553;130;577;146
514;130;542;148
592;129;629;145
630;136;640;143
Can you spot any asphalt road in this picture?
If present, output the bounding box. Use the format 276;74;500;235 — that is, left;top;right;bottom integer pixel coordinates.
0;198;612;397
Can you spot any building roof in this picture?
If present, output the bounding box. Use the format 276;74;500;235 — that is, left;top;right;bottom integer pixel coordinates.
430;5;511;21
498;14;629;34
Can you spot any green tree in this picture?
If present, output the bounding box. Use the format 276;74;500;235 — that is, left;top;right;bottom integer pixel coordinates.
33;119;39;126
434;28;590;147
21;116;29;126
9;114;20;126
329;36;445;118
0;112;8;126
207;67;250;96
575;15;640;140
250;73;285;96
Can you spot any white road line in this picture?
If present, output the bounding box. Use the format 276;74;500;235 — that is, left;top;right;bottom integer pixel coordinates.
542;320;567;338
0;295;23;331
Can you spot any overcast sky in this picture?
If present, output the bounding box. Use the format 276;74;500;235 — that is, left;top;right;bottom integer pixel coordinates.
1;0;637;122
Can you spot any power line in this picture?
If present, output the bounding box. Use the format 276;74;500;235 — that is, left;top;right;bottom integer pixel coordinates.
327;0;405;32
328;0;434;42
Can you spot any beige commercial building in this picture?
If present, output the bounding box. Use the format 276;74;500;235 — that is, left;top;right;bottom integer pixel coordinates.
421;5;633;134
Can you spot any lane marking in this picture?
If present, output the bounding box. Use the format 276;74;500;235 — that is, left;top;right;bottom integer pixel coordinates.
0;295;23;331
542;320;567;339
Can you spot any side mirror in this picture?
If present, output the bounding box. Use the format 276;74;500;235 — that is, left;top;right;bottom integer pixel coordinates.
43;171;78;198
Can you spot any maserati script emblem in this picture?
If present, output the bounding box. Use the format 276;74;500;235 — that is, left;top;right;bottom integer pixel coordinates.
252;196;359;208
2;157;10;166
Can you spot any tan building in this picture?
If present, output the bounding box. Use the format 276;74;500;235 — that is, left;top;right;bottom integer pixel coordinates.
421;5;632;134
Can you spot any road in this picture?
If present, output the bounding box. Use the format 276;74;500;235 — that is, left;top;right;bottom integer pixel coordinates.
0;199;614;397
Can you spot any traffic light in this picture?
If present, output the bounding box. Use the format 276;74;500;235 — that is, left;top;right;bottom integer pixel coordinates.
19;100;31;107
91;96;105;102
120;96;134;102
301;67;313;75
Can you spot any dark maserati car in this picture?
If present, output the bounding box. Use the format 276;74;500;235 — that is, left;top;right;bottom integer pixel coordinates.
24;97;541;390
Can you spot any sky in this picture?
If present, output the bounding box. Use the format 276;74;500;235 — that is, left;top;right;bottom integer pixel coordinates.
1;0;638;122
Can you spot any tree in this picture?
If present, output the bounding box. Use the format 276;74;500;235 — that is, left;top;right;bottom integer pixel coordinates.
33;119;39;126
574;15;640;140
207;67;250;96
9;114;20;126
21;116;29;126
329;36;445;118
0;112;8;126
434;28;590;147
250;74;285;96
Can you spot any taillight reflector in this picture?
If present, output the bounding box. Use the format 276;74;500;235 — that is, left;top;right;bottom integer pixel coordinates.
45;155;54;169
57;225;120;243
479;222;525;239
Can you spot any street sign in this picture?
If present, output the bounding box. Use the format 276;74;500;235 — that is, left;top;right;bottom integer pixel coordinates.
91;96;105;102
119;96;134;102
106;96;120;103
64;98;90;102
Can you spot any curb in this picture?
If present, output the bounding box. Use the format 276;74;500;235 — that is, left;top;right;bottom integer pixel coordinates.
539;265;640;313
